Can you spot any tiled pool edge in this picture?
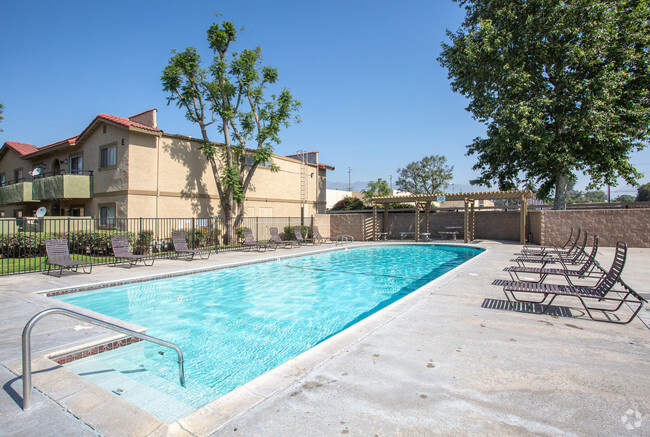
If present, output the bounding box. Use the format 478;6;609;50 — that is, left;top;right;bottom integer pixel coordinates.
39;244;351;298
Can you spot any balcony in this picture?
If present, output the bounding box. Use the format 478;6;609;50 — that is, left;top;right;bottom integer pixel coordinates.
0;181;35;205
31;171;93;201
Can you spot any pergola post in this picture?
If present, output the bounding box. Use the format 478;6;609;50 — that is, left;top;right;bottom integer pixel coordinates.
383;204;389;234
424;201;431;235
471;200;476;241
464;198;469;243
372;203;377;241
415;202;420;242
520;194;527;245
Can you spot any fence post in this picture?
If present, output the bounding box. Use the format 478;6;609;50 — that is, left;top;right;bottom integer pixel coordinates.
192;217;196;249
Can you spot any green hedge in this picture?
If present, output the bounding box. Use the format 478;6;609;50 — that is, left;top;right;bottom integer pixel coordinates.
282;225;312;240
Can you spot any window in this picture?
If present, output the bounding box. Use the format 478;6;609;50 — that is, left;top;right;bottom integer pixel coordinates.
241;156;272;167
14;209;23;219
14;169;23;182
70;155;83;175
99;144;117;168
0;173;5;186
99;204;116;226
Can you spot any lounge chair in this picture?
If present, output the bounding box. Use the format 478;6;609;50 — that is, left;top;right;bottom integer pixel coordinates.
109;234;154;268
312;226;333;244
497;241;647;324
504;235;602;285
242;228;276;252
294;228;320;245
511;230;588;267
269;227;299;248
521;227;577;255
172;231;211;260
43;238;92;277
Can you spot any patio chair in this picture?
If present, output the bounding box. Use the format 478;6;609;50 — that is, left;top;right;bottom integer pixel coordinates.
312;226;334;244
242;228;276;252
521;227;577;255
269;227;299;248
504;235;602;286
109;234;154;268
43;238;92;277
511;230;588;267
172;231;211;260
294;227;320;245
497;241;647;324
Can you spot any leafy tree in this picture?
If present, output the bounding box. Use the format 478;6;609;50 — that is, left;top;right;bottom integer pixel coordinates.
583;190;607;203
362;178;391;201
439;0;650;210
614;194;635;203
395;155;453;195
636;182;650;202
330;196;366;211
162;20;301;238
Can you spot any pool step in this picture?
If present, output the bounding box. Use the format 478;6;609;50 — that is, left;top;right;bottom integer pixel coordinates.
64;343;202;423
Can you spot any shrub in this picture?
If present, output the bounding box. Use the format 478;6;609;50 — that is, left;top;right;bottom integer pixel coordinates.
282;225;312;240
0;234;46;258
330;196;366;211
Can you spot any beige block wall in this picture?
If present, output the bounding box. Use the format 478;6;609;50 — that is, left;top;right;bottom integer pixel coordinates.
327;209;649;247
313;214;331;238
532;209;650;248
327;210;522;242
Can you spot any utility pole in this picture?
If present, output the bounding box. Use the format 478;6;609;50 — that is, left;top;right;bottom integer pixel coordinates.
348;167;352;192
389;175;393;190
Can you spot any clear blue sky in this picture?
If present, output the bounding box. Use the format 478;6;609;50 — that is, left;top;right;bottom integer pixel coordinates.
1;0;647;197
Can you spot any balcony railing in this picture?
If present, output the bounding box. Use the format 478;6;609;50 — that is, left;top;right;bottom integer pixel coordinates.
31;172;93;201
0;181;35;205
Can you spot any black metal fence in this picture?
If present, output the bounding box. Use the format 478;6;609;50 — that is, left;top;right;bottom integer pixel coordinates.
0;216;311;276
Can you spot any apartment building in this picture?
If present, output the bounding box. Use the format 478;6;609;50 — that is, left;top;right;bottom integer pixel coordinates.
0;109;332;220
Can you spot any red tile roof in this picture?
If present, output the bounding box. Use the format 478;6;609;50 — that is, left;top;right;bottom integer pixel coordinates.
3;141;39;156
97;113;161;132
39;136;78;151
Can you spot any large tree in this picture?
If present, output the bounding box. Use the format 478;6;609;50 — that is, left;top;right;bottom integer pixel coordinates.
162;20;301;233
396;155;453;194
362;178;392;201
439;0;650;209
636;182;650;201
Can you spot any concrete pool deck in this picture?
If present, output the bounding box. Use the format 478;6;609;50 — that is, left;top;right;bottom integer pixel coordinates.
0;240;648;436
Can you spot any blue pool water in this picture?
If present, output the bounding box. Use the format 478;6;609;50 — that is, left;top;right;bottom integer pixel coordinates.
55;244;482;422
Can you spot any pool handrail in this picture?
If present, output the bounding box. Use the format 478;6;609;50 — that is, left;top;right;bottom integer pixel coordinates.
336;234;354;245
21;307;186;410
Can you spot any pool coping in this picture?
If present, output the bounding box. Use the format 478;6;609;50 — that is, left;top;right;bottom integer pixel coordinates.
22;242;488;436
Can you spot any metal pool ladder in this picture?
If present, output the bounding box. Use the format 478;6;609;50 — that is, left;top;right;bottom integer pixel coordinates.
21;307;186;410
336;234;354;245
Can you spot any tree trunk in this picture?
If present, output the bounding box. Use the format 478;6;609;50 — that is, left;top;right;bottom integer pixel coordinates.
553;174;569;210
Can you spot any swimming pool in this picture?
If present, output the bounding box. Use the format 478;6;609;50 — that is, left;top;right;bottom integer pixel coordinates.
54;244;482;422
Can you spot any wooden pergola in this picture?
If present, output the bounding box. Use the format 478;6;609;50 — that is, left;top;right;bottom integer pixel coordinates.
370;190;535;244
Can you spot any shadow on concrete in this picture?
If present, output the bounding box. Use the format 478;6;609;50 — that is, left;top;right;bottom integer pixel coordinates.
481;298;577;318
